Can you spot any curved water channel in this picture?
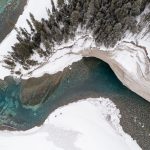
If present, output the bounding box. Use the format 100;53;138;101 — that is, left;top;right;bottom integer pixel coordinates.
0;57;149;149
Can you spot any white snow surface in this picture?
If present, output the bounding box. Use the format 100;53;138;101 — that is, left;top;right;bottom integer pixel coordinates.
0;97;141;150
112;42;149;78
0;0;52;54
0;0;150;81
0;0;55;79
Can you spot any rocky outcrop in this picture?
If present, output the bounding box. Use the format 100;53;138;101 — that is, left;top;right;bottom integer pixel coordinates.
80;41;150;102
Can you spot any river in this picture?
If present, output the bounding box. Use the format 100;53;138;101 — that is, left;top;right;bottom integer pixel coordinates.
0;57;149;149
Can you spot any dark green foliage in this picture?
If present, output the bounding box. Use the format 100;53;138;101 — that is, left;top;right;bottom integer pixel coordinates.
26;19;35;33
51;0;56;13
11;41;34;64
57;0;64;8
4;59;16;68
143;12;150;22
6;0;150;69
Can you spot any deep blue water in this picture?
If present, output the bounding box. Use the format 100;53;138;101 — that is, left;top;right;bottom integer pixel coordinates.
0;57;149;148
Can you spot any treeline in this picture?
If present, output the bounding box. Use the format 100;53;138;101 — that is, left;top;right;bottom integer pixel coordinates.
5;0;150;70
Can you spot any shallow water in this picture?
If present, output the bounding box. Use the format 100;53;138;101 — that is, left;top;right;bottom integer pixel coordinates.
0;0;18;13
0;58;149;149
0;0;10;13
0;0;27;42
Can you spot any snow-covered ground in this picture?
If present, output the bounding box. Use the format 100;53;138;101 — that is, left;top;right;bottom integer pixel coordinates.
0;0;53;54
123;4;150;57
112;42;150;77
0;0;86;80
0;97;141;150
0;0;150;81
0;0;56;79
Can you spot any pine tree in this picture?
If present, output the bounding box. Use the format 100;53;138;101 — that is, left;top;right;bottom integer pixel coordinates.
51;0;56;13
26;19;35;33
57;0;64;8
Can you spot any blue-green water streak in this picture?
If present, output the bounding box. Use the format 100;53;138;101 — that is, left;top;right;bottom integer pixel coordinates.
0;0;18;13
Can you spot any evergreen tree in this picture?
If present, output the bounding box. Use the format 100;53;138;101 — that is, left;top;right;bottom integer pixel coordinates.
6;0;150;69
57;0;64;8
51;0;56;13
26;19;35;33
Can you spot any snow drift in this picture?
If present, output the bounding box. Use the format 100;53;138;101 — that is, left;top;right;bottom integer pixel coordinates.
0;98;141;150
